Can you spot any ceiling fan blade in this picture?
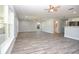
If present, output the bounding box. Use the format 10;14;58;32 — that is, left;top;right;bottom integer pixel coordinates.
44;9;49;10
44;5;60;13
49;5;53;9
48;9;51;12
68;8;74;10
56;6;60;8
53;8;58;11
49;5;51;8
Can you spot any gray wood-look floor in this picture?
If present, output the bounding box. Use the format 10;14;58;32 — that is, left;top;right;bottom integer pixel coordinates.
12;32;79;54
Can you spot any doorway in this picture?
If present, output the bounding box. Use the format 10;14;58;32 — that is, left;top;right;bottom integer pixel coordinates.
54;20;59;34
36;22;41;32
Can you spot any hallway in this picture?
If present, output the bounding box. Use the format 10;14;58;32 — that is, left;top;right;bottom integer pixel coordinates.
12;32;79;54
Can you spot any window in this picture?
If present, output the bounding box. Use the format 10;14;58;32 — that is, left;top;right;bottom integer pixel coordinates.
0;6;6;45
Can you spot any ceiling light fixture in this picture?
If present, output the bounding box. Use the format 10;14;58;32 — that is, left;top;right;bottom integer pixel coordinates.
37;22;40;25
50;8;54;12
49;5;60;12
73;11;77;14
44;0;60;13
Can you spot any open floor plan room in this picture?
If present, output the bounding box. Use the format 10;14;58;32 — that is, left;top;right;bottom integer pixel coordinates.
0;5;79;54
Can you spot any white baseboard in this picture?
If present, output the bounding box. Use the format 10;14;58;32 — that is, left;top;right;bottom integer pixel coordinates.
6;37;16;54
64;35;79;40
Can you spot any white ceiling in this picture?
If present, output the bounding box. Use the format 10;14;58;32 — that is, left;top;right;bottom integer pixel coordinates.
14;5;79;22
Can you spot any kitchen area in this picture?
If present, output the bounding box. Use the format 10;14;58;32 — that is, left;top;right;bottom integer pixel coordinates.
64;18;79;40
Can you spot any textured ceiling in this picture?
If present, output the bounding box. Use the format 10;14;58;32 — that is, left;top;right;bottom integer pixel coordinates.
14;5;79;22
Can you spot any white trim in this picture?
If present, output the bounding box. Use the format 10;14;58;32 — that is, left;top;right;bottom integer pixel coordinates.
64;36;79;40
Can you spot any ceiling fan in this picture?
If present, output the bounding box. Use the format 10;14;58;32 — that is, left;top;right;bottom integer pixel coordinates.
45;5;60;12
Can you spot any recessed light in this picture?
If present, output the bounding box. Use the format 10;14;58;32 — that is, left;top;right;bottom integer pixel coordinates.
25;16;28;18
37;22;40;25
73;11;77;14
55;21;58;24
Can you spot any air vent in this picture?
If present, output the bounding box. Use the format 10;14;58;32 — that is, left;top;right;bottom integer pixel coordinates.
68;8;74;10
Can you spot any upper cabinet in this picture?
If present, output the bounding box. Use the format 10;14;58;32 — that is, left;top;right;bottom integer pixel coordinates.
66;18;79;26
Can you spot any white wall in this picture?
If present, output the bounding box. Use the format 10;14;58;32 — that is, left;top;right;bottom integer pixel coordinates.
60;19;65;33
19;20;37;32
41;19;65;34
55;19;65;33
41;19;54;33
14;16;19;38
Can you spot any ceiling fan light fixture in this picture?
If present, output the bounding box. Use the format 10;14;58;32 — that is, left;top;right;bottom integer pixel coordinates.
44;1;60;13
48;5;60;12
50;9;54;12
